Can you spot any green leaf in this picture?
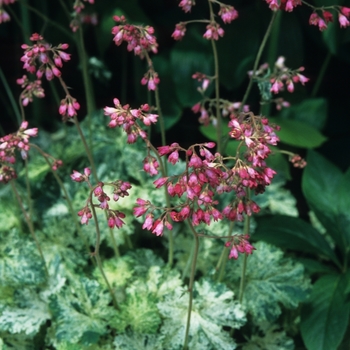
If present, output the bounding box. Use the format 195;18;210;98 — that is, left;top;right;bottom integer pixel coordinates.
302;151;349;255
170;26;213;108
279;98;328;130
0;230;47;287
49;278;114;345
112;265;182;334
199;123;231;143
254;215;339;265
216;6;260;90
253;180;298;216
242;323;294;350
268;118;327;148
0;289;50;336
114;332;163;350
112;282;161;334
300;273;350;350
226;242;311;323
158;279;246;350
265;148;291;181
153;55;182;131
335;167;350;251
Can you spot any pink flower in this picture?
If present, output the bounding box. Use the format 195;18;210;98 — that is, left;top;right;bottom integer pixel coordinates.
178;0;194;13
203;23;224;40
229;245;239;259
154;177;168;188
219;6;238;24
71;170;86;182
168;150;180;164
152;219;164;236
341;7;350;18
172;23;186;40
78;207;92;225
134;198;149;217
142;214;154;230
143;156;159;176
0;9;11;23
59;96;80;119
265;0;279;11
338;14;350;28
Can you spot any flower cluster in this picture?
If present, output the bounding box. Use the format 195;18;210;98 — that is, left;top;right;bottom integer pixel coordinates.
73;0;94;14
71;168;131;228
20;33;71;81
111;15;158;57
265;0;301;12
225;235;255;259
104;98;158;143
19;33;81;120
173;0;238;42
192;97;250;126
59;95;80;121
135;113;278;230
70;0;97;32
141;70;160;91
178;0;195;13
0;121;38;183
309;7;350;30
16;75;45;106
0;0;15;24
218;4;239;24
250;56;309;96
289;154;307;168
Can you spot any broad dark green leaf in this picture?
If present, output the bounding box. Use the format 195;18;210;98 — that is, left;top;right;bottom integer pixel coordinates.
295;258;336;275
266;147;291;181
199;123;230;143
170;26;213;108
254;215;339;265
269;118;327;148
216;6;261;90
280;98;328;130
153;55;182;131
335;167;350;252
302;150;342;216
301;273;350;350
302;151;347;254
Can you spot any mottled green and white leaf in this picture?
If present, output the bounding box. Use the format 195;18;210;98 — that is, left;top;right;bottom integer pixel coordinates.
226;242;311;322
157;279;246;350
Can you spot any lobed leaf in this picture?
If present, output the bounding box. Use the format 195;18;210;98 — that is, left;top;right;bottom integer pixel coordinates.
226;242;311;323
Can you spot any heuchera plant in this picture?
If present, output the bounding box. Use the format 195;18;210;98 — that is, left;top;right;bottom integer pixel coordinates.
0;0;349;349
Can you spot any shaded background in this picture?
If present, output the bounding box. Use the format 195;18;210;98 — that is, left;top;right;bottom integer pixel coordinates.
1;0;350;170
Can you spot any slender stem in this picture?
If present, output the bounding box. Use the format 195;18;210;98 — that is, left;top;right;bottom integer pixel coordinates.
240;11;278;111
211;38;222;153
261;10;282;117
154;87;166;147
73;115;98;182
30;143;90;252
238;254;248;303
147;141;174;266
89;192;119;310
183;220;200;350
311;51;332;98
24;159;34;221
207;0;222;153
72;117;121;257
0;66;21;125
17;0;74;39
75;28;96;150
215;221;235;281
238;212;251;303
10;181;49;276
